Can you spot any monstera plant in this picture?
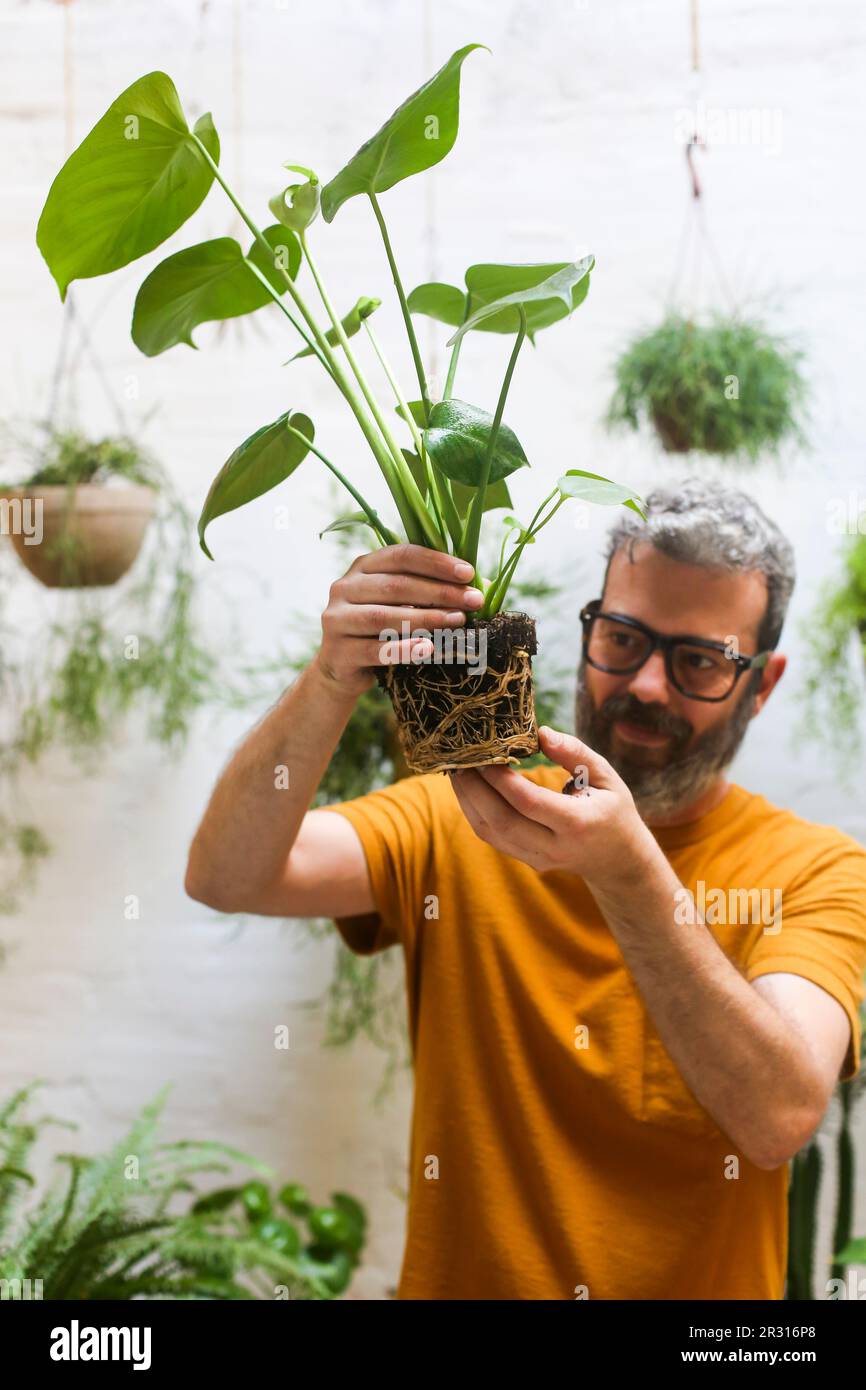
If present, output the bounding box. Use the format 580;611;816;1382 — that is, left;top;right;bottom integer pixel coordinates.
36;43;644;773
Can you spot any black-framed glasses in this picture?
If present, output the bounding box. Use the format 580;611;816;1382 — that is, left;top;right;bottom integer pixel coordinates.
579;599;772;703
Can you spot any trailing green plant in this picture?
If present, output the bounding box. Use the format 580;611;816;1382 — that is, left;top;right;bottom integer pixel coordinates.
0;1080;365;1299
785;1005;866;1300
19;428;158;489
606;313;807;461
0;425;218;913
796;532;866;773
35;50;645;621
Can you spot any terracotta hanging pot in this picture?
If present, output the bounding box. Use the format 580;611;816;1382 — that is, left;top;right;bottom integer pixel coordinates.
4;483;157;588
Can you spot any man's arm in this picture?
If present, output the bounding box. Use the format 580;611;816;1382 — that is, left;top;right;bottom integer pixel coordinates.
184;544;482;917
448;727;852;1171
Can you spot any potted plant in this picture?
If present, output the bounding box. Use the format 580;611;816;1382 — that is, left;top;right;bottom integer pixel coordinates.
606;313;807;461
3;428;157;587
35;45;644;774
0;1080;366;1299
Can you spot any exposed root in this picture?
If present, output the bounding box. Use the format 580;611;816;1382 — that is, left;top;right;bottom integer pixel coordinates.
384;647;538;774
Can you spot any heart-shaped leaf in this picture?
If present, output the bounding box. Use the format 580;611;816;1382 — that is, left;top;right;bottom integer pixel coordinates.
406;282;467;328
446;258;595;345
321;44;485;222
37;71;220;300
198;410;314;559
401;446;512;515
422;399;529;488
289;296;381;361
132;225;301;356
557;469;646;518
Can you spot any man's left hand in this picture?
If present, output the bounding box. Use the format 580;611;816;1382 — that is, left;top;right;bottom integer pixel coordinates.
448;724;659;890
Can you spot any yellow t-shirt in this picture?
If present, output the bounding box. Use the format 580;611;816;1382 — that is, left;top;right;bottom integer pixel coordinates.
326;764;866;1300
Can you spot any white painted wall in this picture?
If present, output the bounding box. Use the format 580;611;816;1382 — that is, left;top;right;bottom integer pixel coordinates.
1;0;864;1298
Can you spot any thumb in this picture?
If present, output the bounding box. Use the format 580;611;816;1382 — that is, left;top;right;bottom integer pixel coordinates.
537;725;620;790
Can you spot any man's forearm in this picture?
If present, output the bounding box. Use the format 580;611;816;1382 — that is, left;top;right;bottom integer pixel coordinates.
185;656;357;910
585;842;824;1168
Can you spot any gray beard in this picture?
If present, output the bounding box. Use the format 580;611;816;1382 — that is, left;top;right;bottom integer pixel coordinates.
573;657;758;821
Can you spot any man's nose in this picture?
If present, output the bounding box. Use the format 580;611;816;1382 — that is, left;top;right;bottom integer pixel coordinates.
625;649;670;703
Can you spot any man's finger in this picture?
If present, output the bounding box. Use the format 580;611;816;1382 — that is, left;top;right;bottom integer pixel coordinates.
356;543;475;584
537;726;620;790
449;770;553;857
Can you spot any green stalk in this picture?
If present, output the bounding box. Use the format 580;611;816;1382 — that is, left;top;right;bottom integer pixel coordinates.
299;232;443;548
192;135;425;545
483;489;563;617
242;259;335;378
362;320;461;549
285;424;399;547
368;192;432;424
462;308;527;572
443;293;472;400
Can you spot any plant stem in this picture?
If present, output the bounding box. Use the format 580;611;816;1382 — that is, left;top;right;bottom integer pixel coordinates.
368;192;432;424
443;293;471;401
299;232;443;548
192;135;425;545
483;489;564;617
462;308;527;572
362;320;460;549
285;424;399;547
242;259;334;378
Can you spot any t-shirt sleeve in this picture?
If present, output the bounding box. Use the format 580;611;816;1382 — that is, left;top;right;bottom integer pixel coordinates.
320;774;439;957
744;836;866;1081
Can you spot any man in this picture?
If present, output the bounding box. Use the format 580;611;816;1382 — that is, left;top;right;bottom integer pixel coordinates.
185;478;866;1300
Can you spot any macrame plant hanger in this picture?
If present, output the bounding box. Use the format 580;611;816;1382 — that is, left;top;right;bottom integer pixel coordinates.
665;0;737;326
44;0;131;441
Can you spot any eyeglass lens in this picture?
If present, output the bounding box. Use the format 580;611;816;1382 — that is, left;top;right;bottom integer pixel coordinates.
586;615;737;698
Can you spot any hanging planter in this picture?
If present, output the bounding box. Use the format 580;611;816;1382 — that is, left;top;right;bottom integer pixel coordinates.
798;533;866;767
35;52;647;771
606;314;807;461
4;431;157;588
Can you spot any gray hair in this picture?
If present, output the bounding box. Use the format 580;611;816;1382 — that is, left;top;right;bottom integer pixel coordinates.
601;477;796;652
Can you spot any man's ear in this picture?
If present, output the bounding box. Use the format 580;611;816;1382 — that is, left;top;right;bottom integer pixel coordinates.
751;652;786;717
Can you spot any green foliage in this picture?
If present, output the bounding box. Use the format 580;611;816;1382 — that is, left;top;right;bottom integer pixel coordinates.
320;44;485;220
0;426;219;914
796;533;866;772
132;226;302;356
20;429;158;488
0;1082;364;1299
198;410;314;559
35;47;640;603
37;72;219;300
606;314;807;460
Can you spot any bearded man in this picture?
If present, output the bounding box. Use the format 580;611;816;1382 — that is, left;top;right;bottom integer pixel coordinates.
186;478;866;1301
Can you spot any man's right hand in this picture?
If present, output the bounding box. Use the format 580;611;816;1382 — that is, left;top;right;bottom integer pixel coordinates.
314;543;486;697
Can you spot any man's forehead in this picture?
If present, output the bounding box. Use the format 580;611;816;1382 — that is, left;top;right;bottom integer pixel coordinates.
603;542;768;643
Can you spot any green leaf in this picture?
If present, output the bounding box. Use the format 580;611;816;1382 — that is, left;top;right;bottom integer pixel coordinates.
289;296;381;362
446;258;594;345
501;513;535;542
423;399;529;488
198;410;314;559
318;511;379;539
132;225;301;356
557;469;646;518
36;71;220;300
320;44;486;221
835;1237;866;1263
269;166;321;232
406;282;467;328
451;477;512;515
